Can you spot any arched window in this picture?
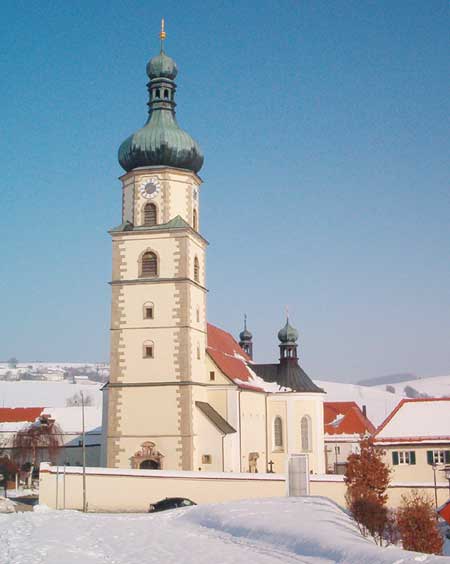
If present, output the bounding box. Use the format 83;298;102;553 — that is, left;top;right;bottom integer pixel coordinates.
141;251;158;278
193;209;198;231
274;417;283;449
143;340;154;359
194;256;199;282
143;203;157;226
164;89;169;99
155;89;160;99
301;415;312;452
143;301;154;320
196;344;201;360
196;307;200;323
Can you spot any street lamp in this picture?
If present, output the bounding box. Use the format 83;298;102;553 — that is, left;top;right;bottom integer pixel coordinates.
441;465;450;497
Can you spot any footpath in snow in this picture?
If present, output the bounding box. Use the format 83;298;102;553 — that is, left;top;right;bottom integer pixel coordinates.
0;496;448;564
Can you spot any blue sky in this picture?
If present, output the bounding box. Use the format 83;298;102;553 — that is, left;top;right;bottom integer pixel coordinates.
1;0;448;382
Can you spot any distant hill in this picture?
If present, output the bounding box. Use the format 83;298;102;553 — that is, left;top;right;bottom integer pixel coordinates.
357;373;418;387
374;374;450;399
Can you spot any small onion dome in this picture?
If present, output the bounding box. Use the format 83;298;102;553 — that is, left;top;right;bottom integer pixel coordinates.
278;319;299;344
239;328;253;342
146;51;178;80
118;48;203;174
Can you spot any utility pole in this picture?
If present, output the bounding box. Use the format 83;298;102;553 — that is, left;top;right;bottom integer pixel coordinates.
81;391;87;512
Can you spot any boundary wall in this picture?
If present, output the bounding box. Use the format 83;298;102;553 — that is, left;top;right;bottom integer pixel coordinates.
39;463;450;512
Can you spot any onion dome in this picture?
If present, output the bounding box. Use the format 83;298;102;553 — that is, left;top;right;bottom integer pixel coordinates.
239;327;253;342
239;315;253;342
118;42;203;174
146;51;178;80
278;318;299;344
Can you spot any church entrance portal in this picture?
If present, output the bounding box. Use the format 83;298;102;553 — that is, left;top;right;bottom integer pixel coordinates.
130;441;164;469
139;459;160;470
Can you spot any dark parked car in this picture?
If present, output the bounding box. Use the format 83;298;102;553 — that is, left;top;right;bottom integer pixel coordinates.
148;497;196;513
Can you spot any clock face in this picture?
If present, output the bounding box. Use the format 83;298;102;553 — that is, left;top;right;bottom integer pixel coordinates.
140;178;160;199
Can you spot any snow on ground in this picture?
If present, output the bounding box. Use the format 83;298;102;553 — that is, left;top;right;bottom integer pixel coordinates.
316;380;403;427
0;497;15;514
374;374;450;399
1;497;448;564
0;381;103;408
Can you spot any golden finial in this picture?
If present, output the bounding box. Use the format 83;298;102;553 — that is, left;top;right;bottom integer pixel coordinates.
159;18;166;51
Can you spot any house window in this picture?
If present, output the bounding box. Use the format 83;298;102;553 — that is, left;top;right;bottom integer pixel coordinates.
301;415;312;452
392;451;416;465
143;341;154;359
202;454;212;464
141;251;158;277
143;203;157;226
194;256;200;282
209;371;215;381
274;417;283;449
143;302;154;319
427;450;450;465
193;209;198;230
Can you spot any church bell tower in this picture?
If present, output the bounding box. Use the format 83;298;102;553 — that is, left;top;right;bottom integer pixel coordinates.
105;23;207;470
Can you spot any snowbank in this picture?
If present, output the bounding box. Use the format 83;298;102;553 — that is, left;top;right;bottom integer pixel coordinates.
0;496;15;513
0;496;448;563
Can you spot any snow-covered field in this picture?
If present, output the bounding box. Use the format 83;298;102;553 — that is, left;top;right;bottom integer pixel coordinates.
0;380;103;408
1;497;448;564
374;374;450;399
316;380;403;427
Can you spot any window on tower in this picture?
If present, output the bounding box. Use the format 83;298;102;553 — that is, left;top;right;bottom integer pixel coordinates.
143;340;154;359
143;302;154;320
164;89;169;99
143;203;157;226
194;256;200;282
193;209;198;231
141;251;158;278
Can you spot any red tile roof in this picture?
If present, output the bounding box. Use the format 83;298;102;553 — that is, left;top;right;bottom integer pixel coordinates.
324;402;375;436
0;407;43;423
207;323;264;392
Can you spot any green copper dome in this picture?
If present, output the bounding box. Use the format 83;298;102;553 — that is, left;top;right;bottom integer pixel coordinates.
146;52;178;80
118;48;203;174
239;315;253;342
278;318;299;344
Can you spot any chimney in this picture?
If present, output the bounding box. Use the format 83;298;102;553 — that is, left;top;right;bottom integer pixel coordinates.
362;405;367;418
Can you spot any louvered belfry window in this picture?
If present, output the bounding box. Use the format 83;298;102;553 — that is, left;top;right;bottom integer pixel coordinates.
194;256;200;282
141;252;158;277
144;203;157;226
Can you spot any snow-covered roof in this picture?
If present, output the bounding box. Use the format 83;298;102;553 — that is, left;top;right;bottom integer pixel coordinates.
207;323;277;392
374;398;450;443
0;406;101;442
316;379;403;427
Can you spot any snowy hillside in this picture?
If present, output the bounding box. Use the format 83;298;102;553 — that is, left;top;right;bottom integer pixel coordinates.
316;379;403;427
1;497;448;563
374;374;450;399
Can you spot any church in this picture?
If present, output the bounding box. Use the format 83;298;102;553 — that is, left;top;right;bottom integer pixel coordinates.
102;25;326;475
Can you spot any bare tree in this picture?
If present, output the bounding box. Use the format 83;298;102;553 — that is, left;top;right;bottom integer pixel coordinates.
12;415;63;468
